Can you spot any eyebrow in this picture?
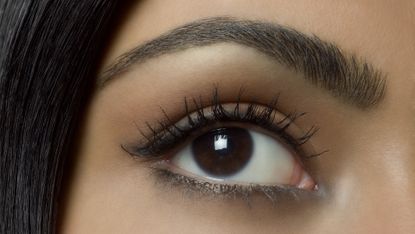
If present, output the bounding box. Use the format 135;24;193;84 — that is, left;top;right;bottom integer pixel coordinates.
101;17;386;109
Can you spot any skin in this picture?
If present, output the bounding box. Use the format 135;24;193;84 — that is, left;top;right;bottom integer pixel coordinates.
60;1;415;233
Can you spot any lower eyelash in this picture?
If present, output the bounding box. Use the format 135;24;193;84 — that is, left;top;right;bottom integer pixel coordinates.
150;168;320;205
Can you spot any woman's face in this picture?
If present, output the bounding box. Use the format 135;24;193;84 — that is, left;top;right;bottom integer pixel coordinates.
60;1;415;233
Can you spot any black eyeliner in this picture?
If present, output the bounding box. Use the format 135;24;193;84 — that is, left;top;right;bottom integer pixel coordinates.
122;88;319;159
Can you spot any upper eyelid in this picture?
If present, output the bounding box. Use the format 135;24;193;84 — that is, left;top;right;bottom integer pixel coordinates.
122;93;321;159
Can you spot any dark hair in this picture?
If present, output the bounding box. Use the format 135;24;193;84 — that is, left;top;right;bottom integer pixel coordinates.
0;1;118;233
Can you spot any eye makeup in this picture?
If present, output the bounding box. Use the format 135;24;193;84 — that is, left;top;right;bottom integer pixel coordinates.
123;87;320;159
150;169;320;205
122;87;325;203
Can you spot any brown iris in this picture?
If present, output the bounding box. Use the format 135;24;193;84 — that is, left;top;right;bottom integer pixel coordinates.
192;127;253;177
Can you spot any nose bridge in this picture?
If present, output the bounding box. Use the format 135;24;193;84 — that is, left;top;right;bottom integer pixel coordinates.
322;116;415;233
353;178;415;233
352;129;415;233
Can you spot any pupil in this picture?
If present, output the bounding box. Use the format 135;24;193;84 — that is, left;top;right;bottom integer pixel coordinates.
192;127;253;177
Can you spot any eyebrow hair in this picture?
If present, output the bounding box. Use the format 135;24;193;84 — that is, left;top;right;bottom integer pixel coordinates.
101;17;386;109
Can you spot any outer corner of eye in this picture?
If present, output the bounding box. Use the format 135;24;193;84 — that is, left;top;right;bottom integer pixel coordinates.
290;161;318;191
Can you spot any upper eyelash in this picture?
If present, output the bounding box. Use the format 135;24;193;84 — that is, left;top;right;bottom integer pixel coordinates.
122;87;322;159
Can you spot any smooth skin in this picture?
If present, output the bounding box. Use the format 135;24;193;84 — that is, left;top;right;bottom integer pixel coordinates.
60;1;415;233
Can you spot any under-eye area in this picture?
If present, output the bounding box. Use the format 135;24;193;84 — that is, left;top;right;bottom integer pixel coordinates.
122;88;325;202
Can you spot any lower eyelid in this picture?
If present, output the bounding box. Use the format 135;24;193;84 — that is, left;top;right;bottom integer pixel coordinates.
150;168;321;204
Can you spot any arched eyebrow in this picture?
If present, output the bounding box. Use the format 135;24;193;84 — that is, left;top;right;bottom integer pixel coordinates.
100;17;386;109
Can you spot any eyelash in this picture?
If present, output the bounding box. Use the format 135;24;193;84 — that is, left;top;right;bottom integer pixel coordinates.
122;88;325;203
151;168;320;205
123;88;320;159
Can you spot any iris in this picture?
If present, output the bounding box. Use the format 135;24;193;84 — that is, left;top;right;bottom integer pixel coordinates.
192;128;253;176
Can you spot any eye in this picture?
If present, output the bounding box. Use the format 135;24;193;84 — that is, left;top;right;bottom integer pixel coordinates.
122;91;323;200
166;127;317;190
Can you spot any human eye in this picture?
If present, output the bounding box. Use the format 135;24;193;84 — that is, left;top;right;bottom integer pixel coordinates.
122;88;323;202
170;126;316;190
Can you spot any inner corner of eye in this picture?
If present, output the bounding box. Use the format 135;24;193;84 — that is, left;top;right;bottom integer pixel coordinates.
165;126;317;191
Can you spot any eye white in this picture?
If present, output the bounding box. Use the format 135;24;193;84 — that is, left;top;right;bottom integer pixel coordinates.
170;129;296;185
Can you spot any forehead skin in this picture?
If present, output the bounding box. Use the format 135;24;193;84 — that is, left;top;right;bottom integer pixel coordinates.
62;1;415;234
